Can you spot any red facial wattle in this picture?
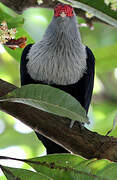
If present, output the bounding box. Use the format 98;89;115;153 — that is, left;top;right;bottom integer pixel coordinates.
54;4;74;17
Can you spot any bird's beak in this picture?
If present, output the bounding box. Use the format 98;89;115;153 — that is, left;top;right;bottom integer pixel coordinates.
60;12;66;18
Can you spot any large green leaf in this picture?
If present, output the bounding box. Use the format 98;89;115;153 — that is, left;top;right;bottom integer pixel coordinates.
29;154;85;169
25;154;117;180
0;3;17;17
1;165;51;180
60;0;117;28
1;154;117;179
0;84;89;124
0;3;24;28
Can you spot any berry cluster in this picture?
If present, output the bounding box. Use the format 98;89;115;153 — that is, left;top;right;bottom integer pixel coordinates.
0;21;16;44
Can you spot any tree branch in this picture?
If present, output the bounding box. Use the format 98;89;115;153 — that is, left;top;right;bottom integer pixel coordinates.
0;79;117;162
0;0;106;26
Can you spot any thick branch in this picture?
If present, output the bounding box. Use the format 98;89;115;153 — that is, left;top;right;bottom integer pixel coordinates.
0;79;117;162
0;0;105;25
0;0;39;13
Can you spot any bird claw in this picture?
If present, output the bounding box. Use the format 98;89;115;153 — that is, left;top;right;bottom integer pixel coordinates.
69;120;84;129
105;113;117;136
69;120;75;128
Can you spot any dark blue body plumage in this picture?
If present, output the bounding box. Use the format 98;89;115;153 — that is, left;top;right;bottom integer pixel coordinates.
20;44;95;154
20;3;95;154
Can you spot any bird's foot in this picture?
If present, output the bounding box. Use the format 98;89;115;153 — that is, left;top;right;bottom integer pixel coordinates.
69;120;84;130
69;120;75;128
105;113;117;136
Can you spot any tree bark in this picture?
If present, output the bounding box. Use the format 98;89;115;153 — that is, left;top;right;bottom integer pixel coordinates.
0;79;117;162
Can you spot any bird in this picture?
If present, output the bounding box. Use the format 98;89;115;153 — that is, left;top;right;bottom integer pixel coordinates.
20;3;95;154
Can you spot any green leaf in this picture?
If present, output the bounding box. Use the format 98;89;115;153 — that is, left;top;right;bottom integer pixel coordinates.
29;154;85;169
1;155;117;179
0;2;17;17
96;163;117;179
26;154;117;180
0;3;24;28
1;165;51;180
24;154;112;180
59;0;117;28
20;154;101;180
0;84;89;124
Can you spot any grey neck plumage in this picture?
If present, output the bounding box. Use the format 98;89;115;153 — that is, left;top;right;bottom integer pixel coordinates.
27;13;87;85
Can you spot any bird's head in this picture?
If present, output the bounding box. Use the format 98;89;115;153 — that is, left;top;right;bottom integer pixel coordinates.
54;4;74;18
43;3;79;39
52;4;76;29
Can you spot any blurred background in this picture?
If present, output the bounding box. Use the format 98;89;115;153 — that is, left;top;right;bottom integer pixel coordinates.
0;2;117;179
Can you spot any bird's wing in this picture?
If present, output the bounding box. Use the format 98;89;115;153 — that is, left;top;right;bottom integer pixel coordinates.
20;43;69;153
84;46;95;113
20;44;34;86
